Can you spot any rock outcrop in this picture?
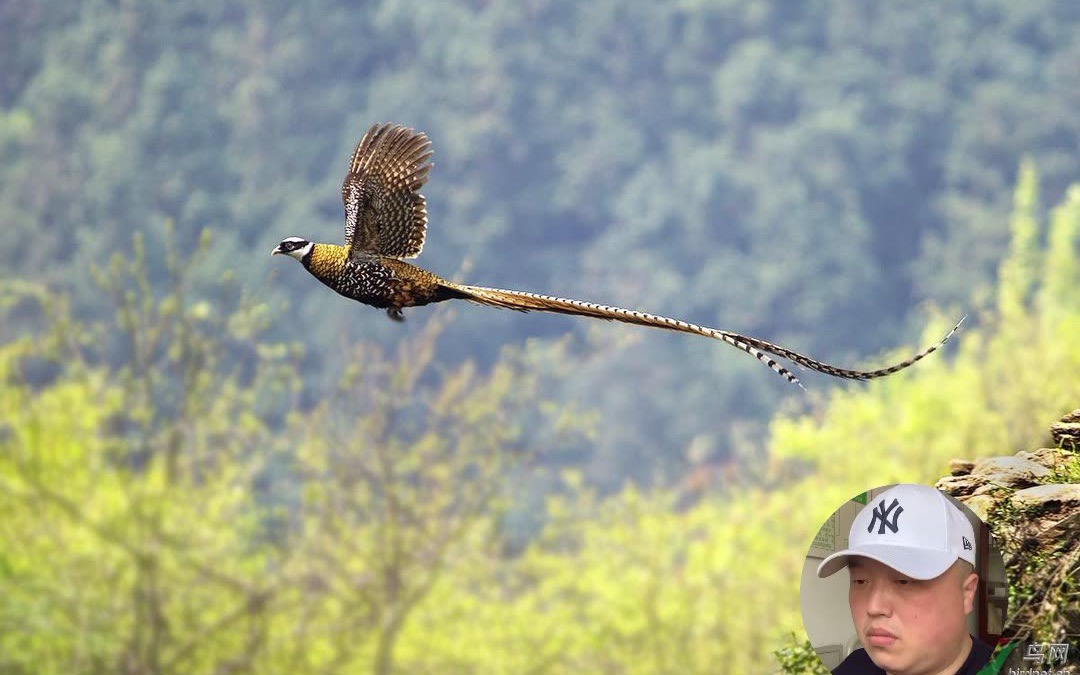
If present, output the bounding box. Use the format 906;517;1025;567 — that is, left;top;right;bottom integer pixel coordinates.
936;409;1079;651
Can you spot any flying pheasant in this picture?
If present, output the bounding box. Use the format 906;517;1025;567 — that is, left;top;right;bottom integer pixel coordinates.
273;123;962;388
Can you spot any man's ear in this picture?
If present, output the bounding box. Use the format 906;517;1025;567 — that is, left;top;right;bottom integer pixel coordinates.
961;572;978;614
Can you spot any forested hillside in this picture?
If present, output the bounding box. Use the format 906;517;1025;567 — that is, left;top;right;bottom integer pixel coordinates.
3;163;1078;672
2;0;1078;482
3;4;1080;672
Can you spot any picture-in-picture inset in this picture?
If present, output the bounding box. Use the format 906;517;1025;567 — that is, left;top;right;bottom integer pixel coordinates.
800;484;1009;675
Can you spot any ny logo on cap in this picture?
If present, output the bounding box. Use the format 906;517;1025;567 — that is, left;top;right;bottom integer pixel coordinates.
867;497;904;535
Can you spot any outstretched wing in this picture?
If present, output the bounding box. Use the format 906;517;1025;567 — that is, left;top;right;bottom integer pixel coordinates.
341;123;433;259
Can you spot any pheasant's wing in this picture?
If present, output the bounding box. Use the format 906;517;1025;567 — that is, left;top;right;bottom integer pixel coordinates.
341;123;433;259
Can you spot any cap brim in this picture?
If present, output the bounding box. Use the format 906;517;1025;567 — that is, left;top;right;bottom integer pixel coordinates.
816;544;958;580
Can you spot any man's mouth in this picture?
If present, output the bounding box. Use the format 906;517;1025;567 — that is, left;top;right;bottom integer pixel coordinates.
865;627;898;648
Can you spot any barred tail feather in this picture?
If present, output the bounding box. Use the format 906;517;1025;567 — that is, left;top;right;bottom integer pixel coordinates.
446;282;962;389
731;316;965;381
449;283;804;387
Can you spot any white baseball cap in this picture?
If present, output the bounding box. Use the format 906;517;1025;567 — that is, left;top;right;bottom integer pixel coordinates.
816;484;976;580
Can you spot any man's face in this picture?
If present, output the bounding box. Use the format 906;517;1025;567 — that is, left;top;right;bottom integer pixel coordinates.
848;558;977;675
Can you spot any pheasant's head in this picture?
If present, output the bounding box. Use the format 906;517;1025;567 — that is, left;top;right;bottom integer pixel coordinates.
271;237;314;261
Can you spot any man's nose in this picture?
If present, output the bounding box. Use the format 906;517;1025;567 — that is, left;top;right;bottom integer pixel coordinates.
864;583;894;616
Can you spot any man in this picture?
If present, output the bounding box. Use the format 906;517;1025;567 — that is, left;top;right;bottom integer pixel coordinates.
817;484;994;675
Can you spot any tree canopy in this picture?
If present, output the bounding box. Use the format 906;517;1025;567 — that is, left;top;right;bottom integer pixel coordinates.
2;0;1078;478
2;164;1077;674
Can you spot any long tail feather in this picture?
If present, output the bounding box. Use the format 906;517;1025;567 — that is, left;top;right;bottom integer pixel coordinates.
446;282;962;389
733;316;965;381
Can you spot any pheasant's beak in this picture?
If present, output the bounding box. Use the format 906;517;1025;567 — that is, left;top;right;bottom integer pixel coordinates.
270;245;283;256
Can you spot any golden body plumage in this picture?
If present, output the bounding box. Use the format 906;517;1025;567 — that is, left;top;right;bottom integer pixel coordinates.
273;123;962;388
305;243;457;314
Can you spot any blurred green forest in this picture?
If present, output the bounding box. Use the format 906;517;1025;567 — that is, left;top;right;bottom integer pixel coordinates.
2;171;1078;674
3;0;1078;481
2;0;1079;672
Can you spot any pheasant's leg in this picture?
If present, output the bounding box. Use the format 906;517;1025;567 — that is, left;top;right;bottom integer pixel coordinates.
387;307;405;322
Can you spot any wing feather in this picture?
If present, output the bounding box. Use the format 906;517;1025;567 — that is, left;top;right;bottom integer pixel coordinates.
341;123;433;259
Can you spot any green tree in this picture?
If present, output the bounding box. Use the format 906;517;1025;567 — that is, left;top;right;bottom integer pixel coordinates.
4;0;1079;485
260;318;587;675
0;225;588;675
0;228;294;673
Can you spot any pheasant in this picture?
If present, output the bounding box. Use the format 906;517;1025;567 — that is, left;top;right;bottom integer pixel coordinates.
273;123;962;388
